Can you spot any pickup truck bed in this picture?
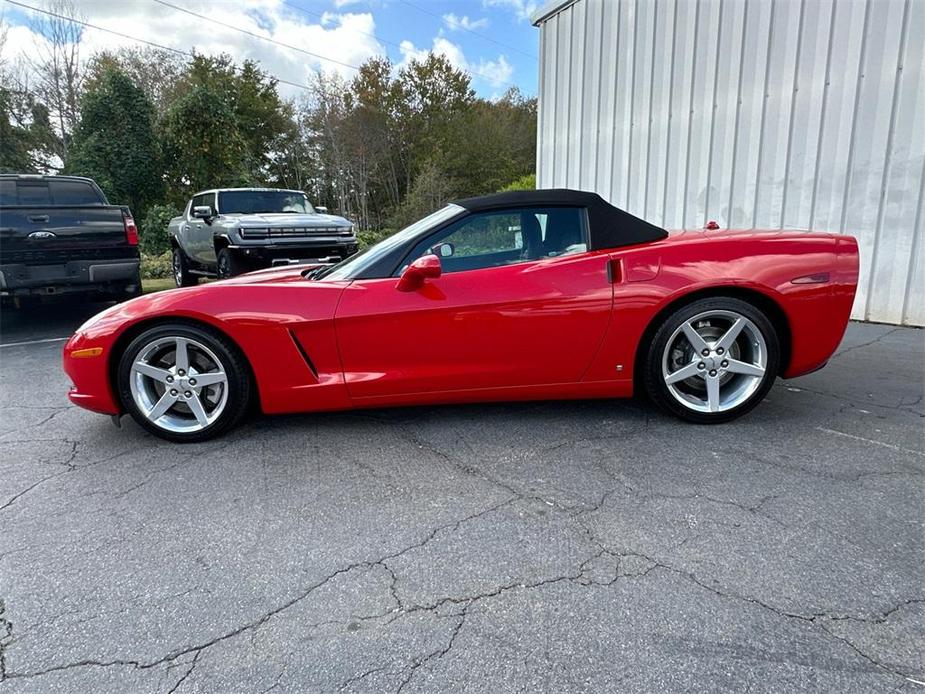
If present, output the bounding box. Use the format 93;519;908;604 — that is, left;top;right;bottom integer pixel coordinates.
0;175;141;303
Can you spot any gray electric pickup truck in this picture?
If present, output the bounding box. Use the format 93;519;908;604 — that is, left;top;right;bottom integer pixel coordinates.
0;174;141;305
167;188;358;284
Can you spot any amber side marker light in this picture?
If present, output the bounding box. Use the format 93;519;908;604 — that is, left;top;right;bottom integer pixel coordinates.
70;347;104;358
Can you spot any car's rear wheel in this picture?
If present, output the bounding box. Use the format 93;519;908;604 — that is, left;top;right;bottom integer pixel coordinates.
173;247;198;287
644;297;779;423
117;323;252;442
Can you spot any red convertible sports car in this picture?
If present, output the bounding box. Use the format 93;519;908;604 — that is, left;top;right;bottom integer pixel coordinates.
63;189;859;442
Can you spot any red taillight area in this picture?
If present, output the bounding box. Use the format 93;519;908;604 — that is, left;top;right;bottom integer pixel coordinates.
124;213;139;246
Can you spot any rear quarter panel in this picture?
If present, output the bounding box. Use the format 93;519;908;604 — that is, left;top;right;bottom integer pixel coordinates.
584;230;859;386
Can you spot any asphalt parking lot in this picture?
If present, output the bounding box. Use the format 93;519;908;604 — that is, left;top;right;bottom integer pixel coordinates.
0;300;922;693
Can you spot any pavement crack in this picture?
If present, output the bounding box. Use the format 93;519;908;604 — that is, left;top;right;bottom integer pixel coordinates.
0;446;139;514
165;649;201;694
395;605;468;693
775;382;924;418
338;663;391;692
830;328;903;360
0;470;68;513
0;599;12;682
3;496;517;681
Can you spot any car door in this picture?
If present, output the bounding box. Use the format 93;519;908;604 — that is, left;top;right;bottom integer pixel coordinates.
187;192;217;265
334;206;615;399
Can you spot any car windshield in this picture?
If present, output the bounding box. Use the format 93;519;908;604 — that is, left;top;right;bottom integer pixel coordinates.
218;190;314;214
315;204;466;281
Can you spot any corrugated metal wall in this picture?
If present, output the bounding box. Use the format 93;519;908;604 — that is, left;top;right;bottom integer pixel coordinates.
535;0;925;326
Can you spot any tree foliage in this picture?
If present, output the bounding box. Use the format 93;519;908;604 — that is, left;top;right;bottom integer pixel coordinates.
65;66;162;220
139;204;179;256
2;19;536;229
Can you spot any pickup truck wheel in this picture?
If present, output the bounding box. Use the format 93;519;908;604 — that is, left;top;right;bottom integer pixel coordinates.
217;248;246;279
172;247;198;287
117;323;252;442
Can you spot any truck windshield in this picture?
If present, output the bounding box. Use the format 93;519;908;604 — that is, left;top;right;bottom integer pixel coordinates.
218;190;315;214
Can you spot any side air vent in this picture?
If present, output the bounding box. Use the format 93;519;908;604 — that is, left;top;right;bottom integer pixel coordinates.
288;329;319;379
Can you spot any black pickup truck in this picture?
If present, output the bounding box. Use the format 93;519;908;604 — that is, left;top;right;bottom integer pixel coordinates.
0;174;142;305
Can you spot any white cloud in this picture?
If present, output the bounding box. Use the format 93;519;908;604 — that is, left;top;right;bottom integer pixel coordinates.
398;36;512;88
333;0;363;7
442;13;489;31
482;0;539;22
1;1;386;99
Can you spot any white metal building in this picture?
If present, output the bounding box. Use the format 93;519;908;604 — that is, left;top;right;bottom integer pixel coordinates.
532;0;924;326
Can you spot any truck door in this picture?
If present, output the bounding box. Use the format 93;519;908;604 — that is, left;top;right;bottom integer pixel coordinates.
187;192;217;265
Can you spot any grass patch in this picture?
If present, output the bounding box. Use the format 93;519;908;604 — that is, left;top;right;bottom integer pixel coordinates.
142;277;175;294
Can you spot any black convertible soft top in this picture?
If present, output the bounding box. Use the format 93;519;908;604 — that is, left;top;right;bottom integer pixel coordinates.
451;188;668;250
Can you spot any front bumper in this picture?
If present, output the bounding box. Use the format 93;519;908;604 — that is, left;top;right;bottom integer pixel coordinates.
63;331;120;415
0;259;140;296
229;241;359;268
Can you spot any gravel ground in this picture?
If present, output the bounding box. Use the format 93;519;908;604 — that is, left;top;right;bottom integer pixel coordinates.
0;301;922;693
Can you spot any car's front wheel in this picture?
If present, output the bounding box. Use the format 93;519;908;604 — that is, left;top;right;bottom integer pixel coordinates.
644;297;780;423
117;323;252;442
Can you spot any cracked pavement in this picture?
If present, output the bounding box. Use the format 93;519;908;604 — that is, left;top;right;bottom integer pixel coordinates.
0;301;922;693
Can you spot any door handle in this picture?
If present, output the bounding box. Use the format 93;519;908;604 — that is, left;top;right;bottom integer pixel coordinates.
28;215;49;223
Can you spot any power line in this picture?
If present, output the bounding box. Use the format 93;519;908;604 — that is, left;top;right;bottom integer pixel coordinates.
172;0;520;88
4;0;522;93
2;0;319;92
398;0;538;61
151;0;362;72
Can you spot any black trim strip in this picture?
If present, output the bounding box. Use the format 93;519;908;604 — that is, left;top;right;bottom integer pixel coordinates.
288;329;318;379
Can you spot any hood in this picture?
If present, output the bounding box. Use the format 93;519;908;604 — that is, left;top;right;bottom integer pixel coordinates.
227;212;352;229
218;263;327;285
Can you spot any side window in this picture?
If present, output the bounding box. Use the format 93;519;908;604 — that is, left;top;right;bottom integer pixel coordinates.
399;206;588;275
48;180;103;205
190;193;215;217
0;179;16;205
16;182;51;206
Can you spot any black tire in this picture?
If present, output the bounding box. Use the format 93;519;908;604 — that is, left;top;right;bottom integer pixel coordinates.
117;322;252;442
216;248;246;279
172;246;198;287
644;297;780;423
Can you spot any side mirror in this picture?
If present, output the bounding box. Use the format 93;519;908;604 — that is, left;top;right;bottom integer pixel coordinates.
431;242;455;258
192;205;213;220
315;206;329;214
397;254;441;292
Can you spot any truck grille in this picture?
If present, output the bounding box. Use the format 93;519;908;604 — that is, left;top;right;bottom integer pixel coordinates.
240;227;352;239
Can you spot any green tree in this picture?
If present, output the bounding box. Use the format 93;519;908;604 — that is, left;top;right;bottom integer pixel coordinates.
500;173;536;192
392;158;454;228
398;54;474;184
85;47;187;119
65;67;162;218
174;55;296;181
446;87;537;196
161;83;251;203
139;203;179;256
0;86;58;173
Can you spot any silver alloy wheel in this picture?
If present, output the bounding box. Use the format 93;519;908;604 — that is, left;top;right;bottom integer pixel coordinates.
661;310;767;414
129;336;229;433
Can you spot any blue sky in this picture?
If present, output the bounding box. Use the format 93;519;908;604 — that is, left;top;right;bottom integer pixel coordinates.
1;0;542;99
